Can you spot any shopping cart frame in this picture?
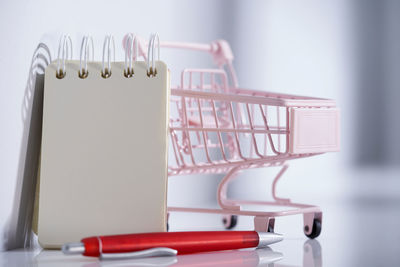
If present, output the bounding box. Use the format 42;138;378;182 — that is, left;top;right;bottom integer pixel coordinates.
136;38;339;238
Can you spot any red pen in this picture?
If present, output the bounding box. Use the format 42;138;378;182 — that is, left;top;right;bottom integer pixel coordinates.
62;231;283;260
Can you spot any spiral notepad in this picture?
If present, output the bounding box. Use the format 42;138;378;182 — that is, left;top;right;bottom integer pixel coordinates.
37;34;169;248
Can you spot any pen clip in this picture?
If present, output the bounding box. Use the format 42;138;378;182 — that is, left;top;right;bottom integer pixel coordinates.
99;247;178;260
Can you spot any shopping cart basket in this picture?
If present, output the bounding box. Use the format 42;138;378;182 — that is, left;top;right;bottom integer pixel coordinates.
140;38;340;239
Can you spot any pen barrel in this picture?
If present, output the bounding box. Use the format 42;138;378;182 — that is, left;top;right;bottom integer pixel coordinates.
82;231;259;257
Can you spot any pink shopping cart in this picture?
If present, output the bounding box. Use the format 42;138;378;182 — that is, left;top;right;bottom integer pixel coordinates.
139;38;340;239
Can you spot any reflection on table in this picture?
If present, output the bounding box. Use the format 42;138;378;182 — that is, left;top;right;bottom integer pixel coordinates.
0;239;322;267
29;239;321;267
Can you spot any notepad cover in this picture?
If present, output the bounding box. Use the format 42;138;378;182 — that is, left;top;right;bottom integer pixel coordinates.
38;61;169;248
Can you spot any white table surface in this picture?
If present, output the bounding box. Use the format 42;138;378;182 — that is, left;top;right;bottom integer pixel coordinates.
1;169;400;267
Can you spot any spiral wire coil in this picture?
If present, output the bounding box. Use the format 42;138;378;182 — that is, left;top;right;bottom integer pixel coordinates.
56;35;73;79
55;33;160;78
147;33;160;77
78;35;94;79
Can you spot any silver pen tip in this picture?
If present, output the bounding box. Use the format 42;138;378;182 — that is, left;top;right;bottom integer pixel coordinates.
257;232;284;247
62;242;85;255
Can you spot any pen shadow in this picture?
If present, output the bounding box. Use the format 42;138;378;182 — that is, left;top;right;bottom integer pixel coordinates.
3;42;51;250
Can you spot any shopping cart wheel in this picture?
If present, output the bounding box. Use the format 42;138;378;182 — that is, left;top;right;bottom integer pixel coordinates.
304;219;321;239
222;215;238;230
166;212;170;232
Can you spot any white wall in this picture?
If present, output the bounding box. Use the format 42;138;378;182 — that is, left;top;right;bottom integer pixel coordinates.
229;0;352;202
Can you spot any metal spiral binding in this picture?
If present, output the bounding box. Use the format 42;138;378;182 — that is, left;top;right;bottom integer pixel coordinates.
78;35;94;79
124;33;138;78
56;34;161;79
101;35;115;78
147;33;159;77
56;35;72;79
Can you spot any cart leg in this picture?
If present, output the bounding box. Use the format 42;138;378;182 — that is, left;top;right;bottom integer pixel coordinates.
303;212;322;239
254;216;275;233
272;164;291;204
217;166;242;211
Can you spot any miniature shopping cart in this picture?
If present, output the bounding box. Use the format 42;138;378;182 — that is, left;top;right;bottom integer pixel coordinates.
144;39;340;239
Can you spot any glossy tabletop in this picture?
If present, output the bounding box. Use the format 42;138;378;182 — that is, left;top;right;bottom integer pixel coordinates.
1;169;400;267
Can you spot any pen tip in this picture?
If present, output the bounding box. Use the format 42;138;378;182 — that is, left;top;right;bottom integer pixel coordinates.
62;242;85;255
257;232;284;247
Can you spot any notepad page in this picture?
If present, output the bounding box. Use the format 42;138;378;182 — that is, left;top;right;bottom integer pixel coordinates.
38;61;169;248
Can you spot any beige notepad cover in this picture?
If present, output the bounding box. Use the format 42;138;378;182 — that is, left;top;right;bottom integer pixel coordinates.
38;60;169;248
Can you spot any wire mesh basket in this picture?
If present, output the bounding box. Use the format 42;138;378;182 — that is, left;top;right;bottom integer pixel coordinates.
144;39;340;238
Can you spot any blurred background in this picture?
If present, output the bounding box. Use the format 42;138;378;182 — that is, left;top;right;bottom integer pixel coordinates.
0;0;399;266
